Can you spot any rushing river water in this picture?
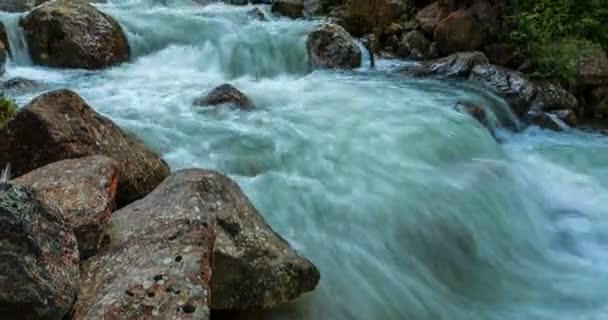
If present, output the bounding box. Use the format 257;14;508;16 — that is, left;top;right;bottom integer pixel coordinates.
3;1;608;319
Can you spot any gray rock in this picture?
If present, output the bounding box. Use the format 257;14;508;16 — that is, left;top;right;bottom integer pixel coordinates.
306;23;361;70
469;64;537;116
194;84;255;110
531;81;578;112
0;183;79;320
73;170;216;320
412;51;488;78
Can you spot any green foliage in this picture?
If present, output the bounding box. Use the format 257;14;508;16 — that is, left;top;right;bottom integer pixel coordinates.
509;0;608;82
0;93;16;127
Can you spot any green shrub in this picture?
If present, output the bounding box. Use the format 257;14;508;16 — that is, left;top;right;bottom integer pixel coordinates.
0;93;17;127
509;0;608;82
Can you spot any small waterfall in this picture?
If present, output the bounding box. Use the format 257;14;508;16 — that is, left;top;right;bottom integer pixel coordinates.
0;13;32;65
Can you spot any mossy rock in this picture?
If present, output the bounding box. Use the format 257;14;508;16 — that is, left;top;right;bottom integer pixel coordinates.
0;94;16;126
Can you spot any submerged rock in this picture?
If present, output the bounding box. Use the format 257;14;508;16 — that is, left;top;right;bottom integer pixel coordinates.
14;156;119;259
0;183;79;320
20;0;130;69
469;64;537;116
1;77;45;94
73;170;216;320
247;7;267;21
306;23;361;70
412;51;488;78
205;170;320;309
455;101;490;131
525;111;568;131
194;84;255;110
271;0;304;19
0;89;170;206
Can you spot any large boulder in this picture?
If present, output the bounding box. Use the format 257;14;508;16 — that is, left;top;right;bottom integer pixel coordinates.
271;0;304;19
20;0;130;69
469;64;537;116
0;183;79;320
340;0;406;38
415;1;449;35
73;170;216;320
575;52;608;91
434;9;486;55
411;51;488;78
13;156;119;259
530;81;578;112
203;170;320;309
194;84;256;110
397;30;431;59
306;23;361;70
0;89;170;206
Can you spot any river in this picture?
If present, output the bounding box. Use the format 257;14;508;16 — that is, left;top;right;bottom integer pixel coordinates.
2;1;608;319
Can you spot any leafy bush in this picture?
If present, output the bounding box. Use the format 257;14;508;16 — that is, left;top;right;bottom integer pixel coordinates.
0;93;17;127
509;0;608;82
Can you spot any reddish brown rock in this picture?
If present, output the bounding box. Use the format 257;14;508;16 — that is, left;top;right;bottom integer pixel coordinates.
14;156;119;259
194;84;255;110
455;101;490;130
0;89;170;206
434;9;486;55
271;0;304;18
415;1;449;35
340;0;406;37
20;0;130;69
0;183;79;320
73;170;216;320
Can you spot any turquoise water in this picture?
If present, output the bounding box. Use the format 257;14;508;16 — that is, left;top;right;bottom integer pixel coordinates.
3;2;608;319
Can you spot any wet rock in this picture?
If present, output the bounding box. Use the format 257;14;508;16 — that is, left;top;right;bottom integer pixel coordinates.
0;41;6;75
306;23;361;70
0;22;9;57
204;170;320;309
415;1;449;35
194;84;255;110
271;0;304;19
247;7;267;21
1;77;45;94
434;9;486;55
0;183;79;320
13;156;119;259
397;30;430;59
552;109;577;127
455;101;490;130
412;51;488;78
73;170;216;320
469;64;536;116
525;111;567;131
0;89;170;206
0;0;50;12
20;0;130;69
531;81;578;112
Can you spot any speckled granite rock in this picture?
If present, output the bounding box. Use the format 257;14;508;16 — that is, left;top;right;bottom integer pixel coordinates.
207;170;320;310
0;183;79;320
0;89;170;206
14;156;119;259
73;169;216;320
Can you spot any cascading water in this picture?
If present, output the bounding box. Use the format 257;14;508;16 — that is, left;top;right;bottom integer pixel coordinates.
0;11;31;65
2;1;608;320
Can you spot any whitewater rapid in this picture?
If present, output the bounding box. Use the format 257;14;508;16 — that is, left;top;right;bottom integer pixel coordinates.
2;2;608;319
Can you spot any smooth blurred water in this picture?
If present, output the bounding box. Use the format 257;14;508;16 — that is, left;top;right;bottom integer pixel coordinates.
2;2;608;319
